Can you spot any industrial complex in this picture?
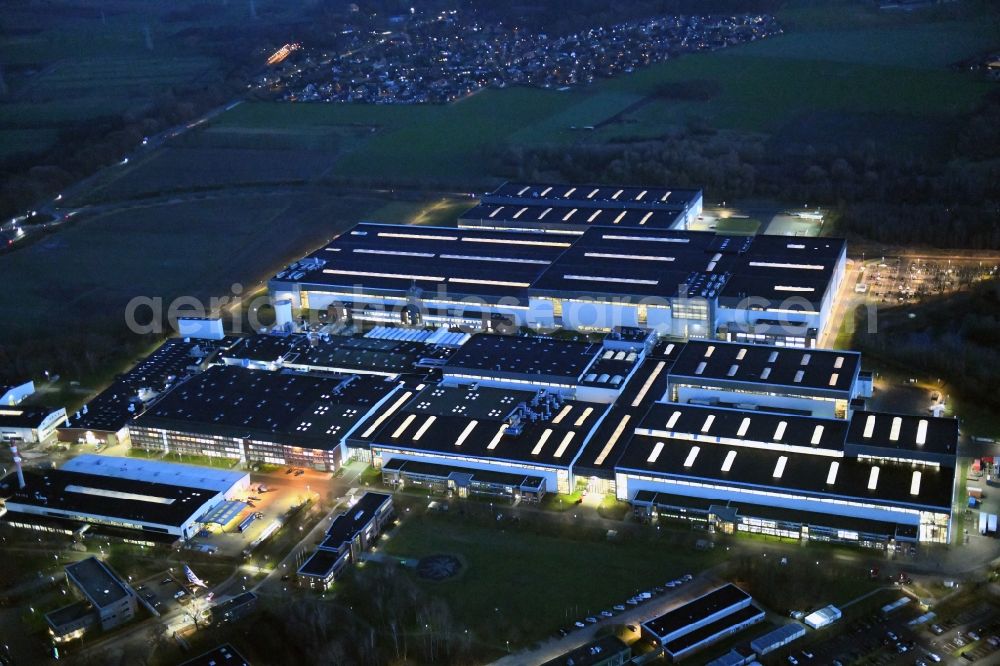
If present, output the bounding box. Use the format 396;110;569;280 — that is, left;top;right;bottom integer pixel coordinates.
0;181;976;665
0;324;954;551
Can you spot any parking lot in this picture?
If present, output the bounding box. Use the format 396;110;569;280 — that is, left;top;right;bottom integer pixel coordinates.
766;592;1000;666
184;468;325;558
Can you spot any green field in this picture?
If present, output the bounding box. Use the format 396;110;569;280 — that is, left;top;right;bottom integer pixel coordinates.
383;511;725;647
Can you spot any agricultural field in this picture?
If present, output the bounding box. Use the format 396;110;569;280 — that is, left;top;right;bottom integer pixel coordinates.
80;146;340;203
0;191;382;341
0;0;293;161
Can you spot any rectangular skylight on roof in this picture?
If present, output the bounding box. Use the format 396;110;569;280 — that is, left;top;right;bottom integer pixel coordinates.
378;232;458;241
454;420;478;447
324;269;444;282
587;210;602;222
632;361;666;408
601;234;690;244
863;414;876;439
727;364;739;377
721;450;737;472
910;470;922;496
916;419;928;446
564;187;576;198
695;361;707;375
700;414;715;433
354;249;436;258
439;254;550;265
540;186;552;196
486;424;509;450
774;421;788;441
513;207;528;219
826;461;839;485
562;208;579;221
412;415;436;441
773;456;788;478
594;414;631;466
834;356;845;369
666;410;682;429
391;414;417;439
639;212;654;226
748;261;825;271
801;354;812;366
65;485;175;505
890;417;903;442
793;370;804;383
637;190;647;201
551;405;573;424
828;373;839;387
538;207;552;219
574;407;594;427
647;441;665;463
587;188;599;199
531;429;553;456
553;431;575;458
462;237;571;248
704;345;716;358
361;391;413;438
584;253;674;262
612;211;628;225
811;425;825;445
450;278;532;288
868;466;880;490
736;348;747;360
761;367;772;380
768;351;779;363
683;446;700;468
737;417;751;437
563;274;659;286
488;207;504;218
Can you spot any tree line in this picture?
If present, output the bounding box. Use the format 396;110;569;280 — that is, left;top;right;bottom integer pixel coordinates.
493;90;1000;250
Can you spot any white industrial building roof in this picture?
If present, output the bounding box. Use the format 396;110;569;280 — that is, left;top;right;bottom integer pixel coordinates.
60;454;248;494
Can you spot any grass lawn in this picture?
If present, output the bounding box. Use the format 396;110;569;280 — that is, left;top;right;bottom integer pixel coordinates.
382;511;726;647
714;218;761;235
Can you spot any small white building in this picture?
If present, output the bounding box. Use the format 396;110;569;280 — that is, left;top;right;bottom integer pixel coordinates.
0;381;35;406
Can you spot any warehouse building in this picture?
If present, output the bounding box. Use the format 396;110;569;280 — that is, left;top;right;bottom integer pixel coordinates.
0;456;248;541
541;635;631;666
0;405;67;444
0;380;35;406
130;366;402;471
46;557;138;643
667;340;863;418
481;182;703;229
459;201;685;234
220;330;458;377
354;382;607;496
58;337;237;448
641;584;763;661
614;401;956;546
268;222;846;343
440;333;642;402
